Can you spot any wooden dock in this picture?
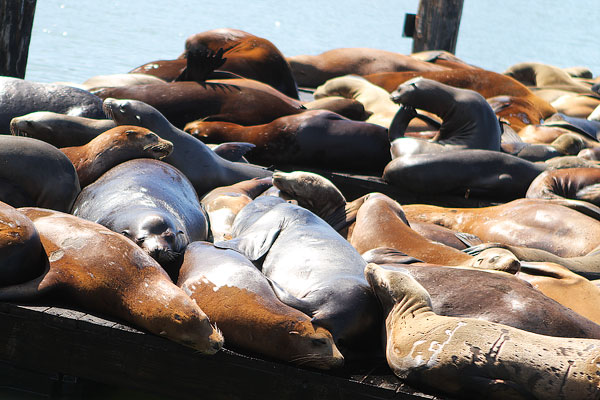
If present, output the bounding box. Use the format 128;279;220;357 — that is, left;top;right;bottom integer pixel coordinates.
0;302;448;399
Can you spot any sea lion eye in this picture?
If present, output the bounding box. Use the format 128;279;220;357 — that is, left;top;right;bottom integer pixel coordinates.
177;230;184;236
121;230;131;238
136;237;145;244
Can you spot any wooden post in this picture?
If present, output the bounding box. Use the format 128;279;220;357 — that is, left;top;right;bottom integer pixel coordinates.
0;0;37;79
412;0;463;54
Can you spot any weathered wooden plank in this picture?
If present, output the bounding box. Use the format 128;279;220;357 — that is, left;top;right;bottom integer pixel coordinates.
0;303;442;400
0;0;37;78
412;0;464;54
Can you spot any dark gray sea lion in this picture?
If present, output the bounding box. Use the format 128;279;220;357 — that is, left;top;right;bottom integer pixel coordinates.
0;77;105;134
72;159;209;275
215;197;381;354
365;263;600;400
102;98;272;197
10;111;116;148
177;241;344;369
388;77;502;158
0;136;80;212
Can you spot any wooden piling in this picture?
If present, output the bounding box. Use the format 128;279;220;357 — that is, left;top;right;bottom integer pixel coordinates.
0;0;37;79
411;0;464;54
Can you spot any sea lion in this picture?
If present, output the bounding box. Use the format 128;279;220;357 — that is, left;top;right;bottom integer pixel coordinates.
72;159;209;274
177;241;344;368
60;125;173;188
0;202;47;287
0;77;105;134
383;149;546;200
102;98;272;197
363;68;557;118
504;62;594;93
0;208;223;354
0;136;80;212
200;177;273;241
286;47;446;88
10;112;116;148
182;28;300;99
388;77;502;156
81;73;167;91
349;193;520;272
410;50;478;70
365;261;600;339
365;263;600;400
183;109;390;174
302;96;370;121
526;167;600;206
551;94;600;118
215;197;381;354
486;95;544;132
403;198;600;258
95;80;304;129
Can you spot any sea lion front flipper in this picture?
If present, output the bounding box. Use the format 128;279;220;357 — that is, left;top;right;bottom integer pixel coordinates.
462;243;508;256
214;225;282;262
176;47;227;83
454;232;484;248
388;105;418;141
266;277;315;317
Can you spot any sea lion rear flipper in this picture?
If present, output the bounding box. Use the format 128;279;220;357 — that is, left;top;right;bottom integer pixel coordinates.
175;47;227;83
266;277;315;316
462;243;508;256
454;232;484;248
211;142;256;162
214;225;282;262
0;263;52;303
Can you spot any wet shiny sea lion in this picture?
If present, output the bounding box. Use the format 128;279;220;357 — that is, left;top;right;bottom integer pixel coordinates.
0;208;223;354
349;193;520;272
369;262;600;339
365;263;600;400
60;125;173;188
10;111;116;148
403;198;600;258
0;77;105;134
95;79;304;128
286;47;446;88
184;109;390;174
0;136;80;212
383;149;546;200
182;28;299;99
388;77;502;155
200;177;273;241
102;98;272;197
72;159;209;274
526;167;600;205
0;202;47;287
215;197;382;354
177;241;344;369
363;68;557;118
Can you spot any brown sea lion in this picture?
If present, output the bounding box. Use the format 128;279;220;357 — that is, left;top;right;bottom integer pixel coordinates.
0;208;223;354
363;69;557;118
10;112;116;148
486;95;544;132
177;241;344;369
95;79;304;129
349;193;520;272
184;109;390;174
200;177;273;241
526;167;600;206
365;263;600;400
102;98;272;197
286;48;446;88
60;126;173;188
0;202;47;287
0;136;80;212
81;73;167;91
182;28;299;99
410;50;478;70
403;198;600;258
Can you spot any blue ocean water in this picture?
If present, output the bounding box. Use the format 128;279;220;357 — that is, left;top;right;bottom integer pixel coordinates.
25;1;600;83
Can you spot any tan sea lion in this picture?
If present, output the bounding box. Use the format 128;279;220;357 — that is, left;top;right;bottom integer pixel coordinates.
302;96;371;121
177;241;344;369
60;125;173;188
526;167;600;205
0;208;223;354
365;263;600;400
504;62;593;93
10;111;116;148
551;94;600;118
81;73;167;91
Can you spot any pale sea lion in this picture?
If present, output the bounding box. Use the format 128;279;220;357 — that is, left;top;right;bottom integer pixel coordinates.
366;263;600;400
0;208;223;354
177;241;344;369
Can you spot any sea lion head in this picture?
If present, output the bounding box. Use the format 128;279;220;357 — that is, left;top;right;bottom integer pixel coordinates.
468;248;521;274
286;325;345;370
272;171;346;219
10;112;55;140
122;211;188;265
102;125;173;160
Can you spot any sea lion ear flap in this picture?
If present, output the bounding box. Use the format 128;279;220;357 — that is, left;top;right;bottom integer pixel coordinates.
213;226;282;262
266;277;315;316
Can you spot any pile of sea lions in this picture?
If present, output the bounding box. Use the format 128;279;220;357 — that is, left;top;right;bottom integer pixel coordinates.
3;27;600;398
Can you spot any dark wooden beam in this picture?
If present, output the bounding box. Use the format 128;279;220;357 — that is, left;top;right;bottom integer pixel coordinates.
411;0;464;54
0;0;37;78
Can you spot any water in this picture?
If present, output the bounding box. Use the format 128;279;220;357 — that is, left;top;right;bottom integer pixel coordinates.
24;1;600;84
